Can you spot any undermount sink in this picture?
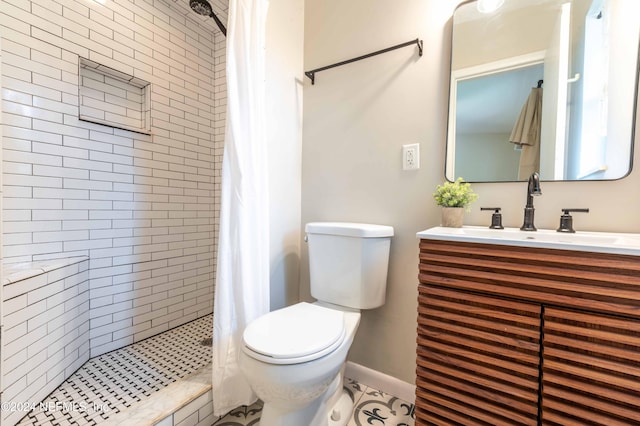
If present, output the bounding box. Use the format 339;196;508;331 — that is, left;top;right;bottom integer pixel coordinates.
417;226;640;256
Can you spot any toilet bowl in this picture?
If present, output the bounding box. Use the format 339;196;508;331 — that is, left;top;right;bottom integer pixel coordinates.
239;302;360;426
239;222;393;426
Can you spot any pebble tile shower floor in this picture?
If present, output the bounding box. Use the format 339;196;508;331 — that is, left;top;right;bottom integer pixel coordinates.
12;314;415;426
15;315;214;426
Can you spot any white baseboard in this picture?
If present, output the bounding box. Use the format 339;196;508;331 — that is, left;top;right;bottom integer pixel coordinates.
344;361;415;403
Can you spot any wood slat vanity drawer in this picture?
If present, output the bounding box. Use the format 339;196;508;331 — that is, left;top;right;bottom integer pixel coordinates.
415;286;540;425
541;307;640;426
419;239;640;319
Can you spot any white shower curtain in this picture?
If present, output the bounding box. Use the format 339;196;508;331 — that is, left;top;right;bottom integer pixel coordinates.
212;0;270;417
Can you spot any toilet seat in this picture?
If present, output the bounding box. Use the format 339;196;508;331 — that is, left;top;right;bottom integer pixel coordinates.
243;302;346;365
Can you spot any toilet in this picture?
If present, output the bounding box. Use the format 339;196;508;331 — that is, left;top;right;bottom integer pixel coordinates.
239;222;394;426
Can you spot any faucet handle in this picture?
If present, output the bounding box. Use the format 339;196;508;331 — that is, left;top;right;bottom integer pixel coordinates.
557;208;589;233
481;207;504;229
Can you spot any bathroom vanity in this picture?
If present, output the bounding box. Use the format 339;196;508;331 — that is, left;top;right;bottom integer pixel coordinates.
415;227;640;426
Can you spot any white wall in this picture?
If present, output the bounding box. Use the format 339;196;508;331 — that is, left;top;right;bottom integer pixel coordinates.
302;0;457;383
604;0;639;179
1;0;224;357
456;132;520;181
265;0;304;310
452;2;557;70
303;0;640;386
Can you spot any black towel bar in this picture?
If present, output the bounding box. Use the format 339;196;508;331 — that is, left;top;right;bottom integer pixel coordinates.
304;38;423;85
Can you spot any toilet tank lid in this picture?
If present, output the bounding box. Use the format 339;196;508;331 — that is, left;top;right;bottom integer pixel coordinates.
305;222;394;238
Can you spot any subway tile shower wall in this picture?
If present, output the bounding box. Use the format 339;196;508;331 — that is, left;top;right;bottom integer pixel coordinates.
1;0;228;357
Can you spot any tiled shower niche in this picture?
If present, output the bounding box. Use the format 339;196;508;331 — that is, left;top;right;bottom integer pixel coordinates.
79;58;151;134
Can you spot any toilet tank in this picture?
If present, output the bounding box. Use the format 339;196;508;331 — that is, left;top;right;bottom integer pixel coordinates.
305;222;394;309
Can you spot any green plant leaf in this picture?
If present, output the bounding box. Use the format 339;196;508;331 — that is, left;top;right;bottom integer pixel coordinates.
433;177;478;210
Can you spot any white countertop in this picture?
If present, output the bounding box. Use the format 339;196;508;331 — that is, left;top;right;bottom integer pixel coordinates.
417;226;640;256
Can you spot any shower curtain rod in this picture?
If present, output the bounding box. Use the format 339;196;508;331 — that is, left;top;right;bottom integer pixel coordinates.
304;38;423;85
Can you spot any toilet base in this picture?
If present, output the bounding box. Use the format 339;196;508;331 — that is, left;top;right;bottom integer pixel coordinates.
327;390;354;426
258;372;354;426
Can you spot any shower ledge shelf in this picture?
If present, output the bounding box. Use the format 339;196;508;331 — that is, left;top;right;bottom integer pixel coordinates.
2;256;89;285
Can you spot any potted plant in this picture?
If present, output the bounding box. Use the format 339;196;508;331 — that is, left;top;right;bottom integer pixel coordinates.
433;177;478;227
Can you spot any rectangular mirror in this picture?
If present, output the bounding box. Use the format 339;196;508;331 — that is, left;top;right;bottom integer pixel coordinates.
446;0;640;182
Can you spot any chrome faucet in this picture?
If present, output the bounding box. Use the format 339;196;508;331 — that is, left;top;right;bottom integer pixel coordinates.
521;172;542;231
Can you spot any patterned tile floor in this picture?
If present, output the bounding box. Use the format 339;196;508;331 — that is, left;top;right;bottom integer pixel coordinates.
15;315;213;426
214;378;416;426
13;313;415;426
